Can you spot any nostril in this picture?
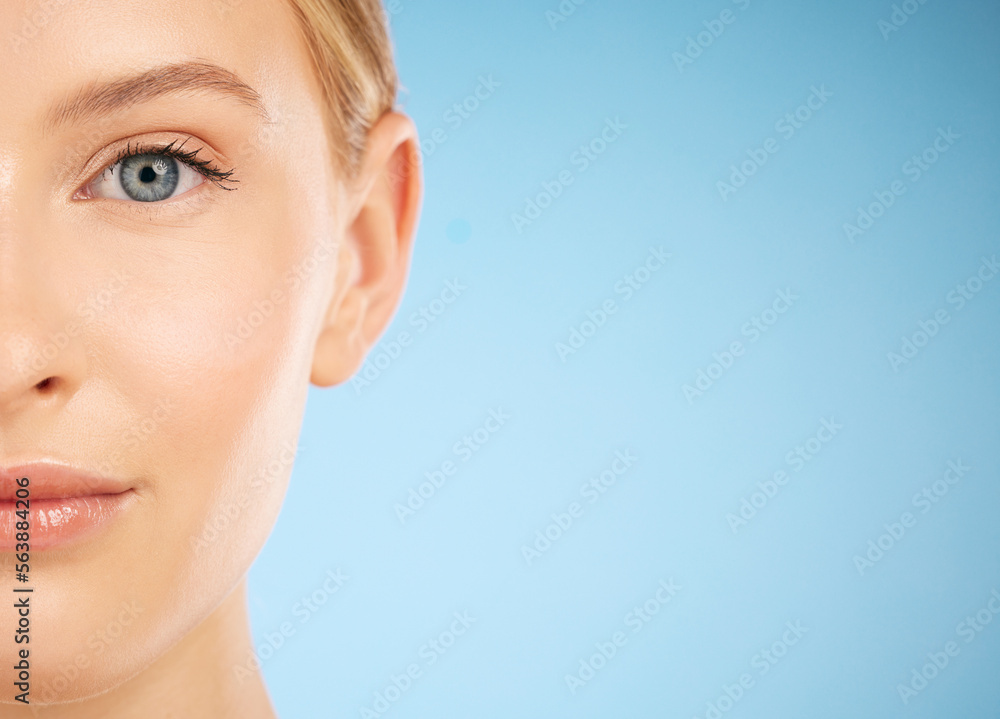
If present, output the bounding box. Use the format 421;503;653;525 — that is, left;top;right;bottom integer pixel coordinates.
35;377;55;392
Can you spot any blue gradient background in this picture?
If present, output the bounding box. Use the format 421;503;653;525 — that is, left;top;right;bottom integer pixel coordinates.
249;1;1000;716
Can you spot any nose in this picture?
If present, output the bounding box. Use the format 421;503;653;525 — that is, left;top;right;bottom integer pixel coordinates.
0;228;87;420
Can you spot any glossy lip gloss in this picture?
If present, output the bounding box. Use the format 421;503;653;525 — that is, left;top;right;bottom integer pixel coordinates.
0;463;137;551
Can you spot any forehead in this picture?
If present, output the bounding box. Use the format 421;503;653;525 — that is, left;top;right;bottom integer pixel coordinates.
0;0;314;135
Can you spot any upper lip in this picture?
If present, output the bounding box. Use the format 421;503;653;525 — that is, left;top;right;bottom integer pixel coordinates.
0;462;131;501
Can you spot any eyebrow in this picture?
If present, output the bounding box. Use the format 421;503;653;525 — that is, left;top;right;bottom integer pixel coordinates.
44;61;268;132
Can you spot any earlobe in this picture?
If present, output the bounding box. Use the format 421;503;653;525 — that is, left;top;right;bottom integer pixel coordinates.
310;111;423;388
310;245;363;387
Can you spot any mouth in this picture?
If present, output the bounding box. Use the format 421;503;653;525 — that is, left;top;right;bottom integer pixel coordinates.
0;463;137;551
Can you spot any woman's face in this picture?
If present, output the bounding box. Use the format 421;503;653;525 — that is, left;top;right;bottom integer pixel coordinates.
0;0;414;702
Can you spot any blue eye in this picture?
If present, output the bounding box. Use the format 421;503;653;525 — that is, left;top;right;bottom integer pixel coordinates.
118;154;181;202
79;141;237;204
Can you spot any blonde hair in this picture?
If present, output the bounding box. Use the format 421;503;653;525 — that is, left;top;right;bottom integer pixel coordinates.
284;0;398;179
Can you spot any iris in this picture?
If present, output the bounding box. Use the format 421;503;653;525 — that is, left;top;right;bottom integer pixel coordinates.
118;154;180;202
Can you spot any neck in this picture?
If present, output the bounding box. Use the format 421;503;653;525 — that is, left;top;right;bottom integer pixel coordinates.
0;580;276;719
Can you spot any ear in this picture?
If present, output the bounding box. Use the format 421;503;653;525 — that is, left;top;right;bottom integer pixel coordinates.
310;111;423;387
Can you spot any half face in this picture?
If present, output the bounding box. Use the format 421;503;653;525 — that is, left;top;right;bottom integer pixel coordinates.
0;0;351;702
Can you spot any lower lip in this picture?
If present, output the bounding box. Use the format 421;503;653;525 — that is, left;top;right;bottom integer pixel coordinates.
0;491;136;551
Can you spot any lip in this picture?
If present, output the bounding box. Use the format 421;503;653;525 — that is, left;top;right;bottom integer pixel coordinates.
0;463;136;551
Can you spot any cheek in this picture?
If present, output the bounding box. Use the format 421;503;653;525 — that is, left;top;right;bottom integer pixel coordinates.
95;225;318;536
76;188;334;640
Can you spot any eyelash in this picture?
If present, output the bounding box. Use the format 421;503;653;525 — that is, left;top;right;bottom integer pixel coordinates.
104;139;239;191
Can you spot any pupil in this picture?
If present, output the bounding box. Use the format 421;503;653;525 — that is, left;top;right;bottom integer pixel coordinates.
140;166;157;184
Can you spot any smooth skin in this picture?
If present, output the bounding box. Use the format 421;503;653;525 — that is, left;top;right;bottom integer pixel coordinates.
0;0;421;716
